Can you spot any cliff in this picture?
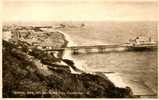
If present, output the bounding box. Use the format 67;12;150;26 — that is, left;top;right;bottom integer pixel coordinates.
3;25;134;98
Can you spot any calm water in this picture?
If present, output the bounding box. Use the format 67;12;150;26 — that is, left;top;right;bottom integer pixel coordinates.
71;51;157;95
4;21;157;97
61;21;158;96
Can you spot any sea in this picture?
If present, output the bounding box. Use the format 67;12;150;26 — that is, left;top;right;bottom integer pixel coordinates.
60;21;158;97
6;21;158;97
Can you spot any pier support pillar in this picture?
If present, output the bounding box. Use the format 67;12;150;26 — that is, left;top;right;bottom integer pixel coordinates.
71;48;79;55
98;47;105;53
85;48;92;53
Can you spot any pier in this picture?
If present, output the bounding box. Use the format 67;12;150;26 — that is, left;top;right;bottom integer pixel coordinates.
32;43;157;97
41;43;157;54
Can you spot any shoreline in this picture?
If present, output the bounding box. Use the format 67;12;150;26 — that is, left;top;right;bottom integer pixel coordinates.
57;29;157;97
56;30;86;72
57;29;130;87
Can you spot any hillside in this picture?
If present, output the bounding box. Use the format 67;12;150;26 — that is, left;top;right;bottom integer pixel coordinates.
3;25;134;98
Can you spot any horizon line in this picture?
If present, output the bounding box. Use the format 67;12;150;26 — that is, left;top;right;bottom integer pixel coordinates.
3;20;158;24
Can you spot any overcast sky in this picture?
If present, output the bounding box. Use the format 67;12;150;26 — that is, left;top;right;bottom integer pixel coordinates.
3;0;157;2
3;0;157;22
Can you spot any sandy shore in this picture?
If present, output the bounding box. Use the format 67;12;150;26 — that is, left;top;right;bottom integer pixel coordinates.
56;30;87;73
57;29;130;88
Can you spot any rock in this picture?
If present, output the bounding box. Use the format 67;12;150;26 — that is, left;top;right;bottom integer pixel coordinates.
62;59;74;66
62;59;85;73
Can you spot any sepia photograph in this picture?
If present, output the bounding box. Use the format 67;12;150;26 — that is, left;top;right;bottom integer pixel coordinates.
2;0;158;98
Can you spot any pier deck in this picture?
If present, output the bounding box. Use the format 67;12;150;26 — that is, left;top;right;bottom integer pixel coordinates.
41;43;157;54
